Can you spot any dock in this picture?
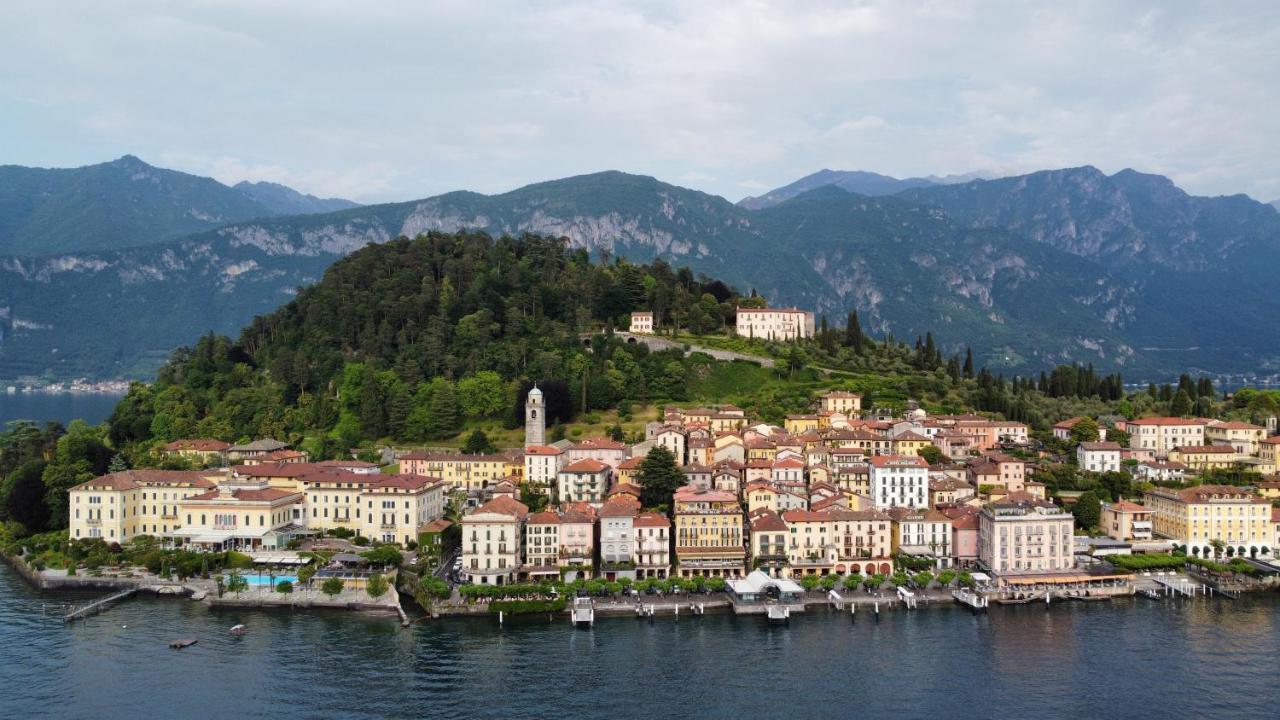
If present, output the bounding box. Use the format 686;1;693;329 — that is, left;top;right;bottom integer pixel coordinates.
952;587;988;611
570;597;594;627
1153;576;1207;598
64;588;137;623
766;604;790;624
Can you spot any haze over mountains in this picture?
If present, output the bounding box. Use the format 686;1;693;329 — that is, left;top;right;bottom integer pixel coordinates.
0;155;357;256
1;156;1278;385
737;169;983;209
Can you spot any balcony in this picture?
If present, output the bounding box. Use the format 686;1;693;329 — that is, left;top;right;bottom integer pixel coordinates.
86;517;102;526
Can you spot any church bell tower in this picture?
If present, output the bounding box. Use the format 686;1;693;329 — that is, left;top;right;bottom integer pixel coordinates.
524;384;545;447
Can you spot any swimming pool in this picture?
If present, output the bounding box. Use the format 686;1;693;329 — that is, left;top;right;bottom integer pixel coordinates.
238;575;298;587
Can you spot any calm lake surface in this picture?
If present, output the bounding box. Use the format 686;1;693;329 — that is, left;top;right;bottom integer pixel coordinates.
3;564;1279;719
0;392;125;427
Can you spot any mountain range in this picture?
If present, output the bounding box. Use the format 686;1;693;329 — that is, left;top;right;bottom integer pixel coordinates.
737;169;982;209
0;155;357;256
1;157;1278;384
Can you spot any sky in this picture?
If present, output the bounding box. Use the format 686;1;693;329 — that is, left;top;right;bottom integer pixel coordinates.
2;1;1278;205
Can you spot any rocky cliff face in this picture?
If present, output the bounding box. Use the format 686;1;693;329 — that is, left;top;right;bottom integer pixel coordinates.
4;167;1279;382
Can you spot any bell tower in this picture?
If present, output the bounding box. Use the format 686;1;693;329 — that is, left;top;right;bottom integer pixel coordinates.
524;384;545;447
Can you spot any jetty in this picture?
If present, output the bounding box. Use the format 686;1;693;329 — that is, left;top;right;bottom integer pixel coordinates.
571;597;595;627
766;604;790;624
64;588;137;623
952;587;988;611
1154;576;1207;598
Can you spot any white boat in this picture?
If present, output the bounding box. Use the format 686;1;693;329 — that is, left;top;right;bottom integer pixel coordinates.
229;624;247;636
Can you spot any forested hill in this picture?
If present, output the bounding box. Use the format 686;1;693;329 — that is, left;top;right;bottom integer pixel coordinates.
107;231;748;453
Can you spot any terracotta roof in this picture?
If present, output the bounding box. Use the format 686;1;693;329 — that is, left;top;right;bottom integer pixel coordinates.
524;445;564;456
470;495;529;519
1128;416;1206;426
1053;417;1087;429
749;509;788;532
606;482;642;498
315;459;378;468
571;437;627;450
369;474;441;491
1079;442;1122;451
601;497;640;517
893;431;931;442
869;455;928;469
72;469;218;492
772;458;806;469
1106;500;1148;513
634;512;671;528
674;487;738;504
781;508;888;523
421;519;453;533
189;487;300;502
400;451;518;462
991;491;1059;509
563;459;609;473
528;510;561;525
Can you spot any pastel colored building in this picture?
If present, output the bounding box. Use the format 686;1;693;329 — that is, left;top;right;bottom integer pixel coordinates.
1143;485;1273;560
978;492;1075;579
1077;441;1122;473
1126;417;1207;458
735;306;815;341
869;455;929;509
462;496;529;585
673;486;745;578
629;311;654;334
1100;500;1153;542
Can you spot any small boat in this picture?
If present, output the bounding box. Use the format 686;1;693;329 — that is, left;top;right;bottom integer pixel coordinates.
169;638;198;649
229;624;246;636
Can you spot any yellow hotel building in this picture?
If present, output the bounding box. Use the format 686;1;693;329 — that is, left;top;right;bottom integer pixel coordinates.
1143;485;1273;560
673;486;745;578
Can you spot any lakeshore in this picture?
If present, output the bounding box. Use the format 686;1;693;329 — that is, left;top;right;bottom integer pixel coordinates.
5;561;1280;720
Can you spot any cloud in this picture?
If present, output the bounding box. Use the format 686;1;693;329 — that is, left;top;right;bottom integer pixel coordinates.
0;0;1277;203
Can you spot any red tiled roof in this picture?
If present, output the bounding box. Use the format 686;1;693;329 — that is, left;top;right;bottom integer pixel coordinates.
869;455;928;469
1128;416;1206;426
571;437;627;450
189;487;300;502
471;495;529;519
749;509;788;532
634;512;671;528
563;459;609;473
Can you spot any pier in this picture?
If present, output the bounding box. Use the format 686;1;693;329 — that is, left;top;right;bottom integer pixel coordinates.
1153;576;1207;598
64;588;137;623
952;587;988;611
571;597;595;627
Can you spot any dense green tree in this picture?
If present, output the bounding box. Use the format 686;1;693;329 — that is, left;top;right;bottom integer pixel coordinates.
1170;390;1193;417
461;430;497;455
3;460;50;531
1073;491;1101;531
636;446;684;513
41;421;112;529
1069;417;1100;445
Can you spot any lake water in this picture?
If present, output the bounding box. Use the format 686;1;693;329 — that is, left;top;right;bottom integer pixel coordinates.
0;392;125;427
3;563;1279;719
